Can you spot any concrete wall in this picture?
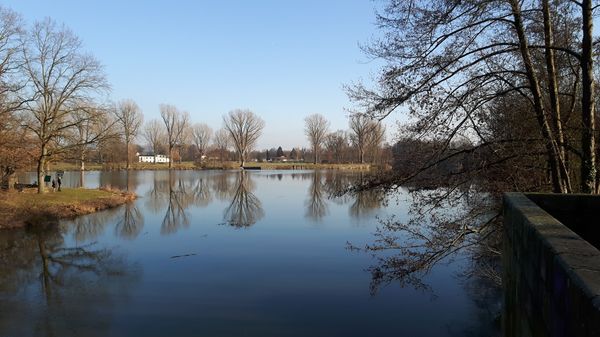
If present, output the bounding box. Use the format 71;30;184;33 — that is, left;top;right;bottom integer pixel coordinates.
503;193;600;337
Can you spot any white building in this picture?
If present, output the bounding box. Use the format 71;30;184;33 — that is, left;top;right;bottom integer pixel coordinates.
137;153;170;163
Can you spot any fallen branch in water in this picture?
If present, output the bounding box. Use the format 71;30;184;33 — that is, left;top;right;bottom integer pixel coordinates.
170;253;197;259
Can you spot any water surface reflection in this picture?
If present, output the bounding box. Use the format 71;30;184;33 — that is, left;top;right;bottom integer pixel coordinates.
223;171;264;228
5;170;496;337
0;227;139;337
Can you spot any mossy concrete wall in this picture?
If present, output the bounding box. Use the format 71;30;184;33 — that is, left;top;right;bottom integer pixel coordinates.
503;193;600;337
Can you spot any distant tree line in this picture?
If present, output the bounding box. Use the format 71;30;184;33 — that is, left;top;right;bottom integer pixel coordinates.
0;5;392;194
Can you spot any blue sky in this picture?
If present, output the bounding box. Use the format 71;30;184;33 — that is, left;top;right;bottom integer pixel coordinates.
5;1;393;149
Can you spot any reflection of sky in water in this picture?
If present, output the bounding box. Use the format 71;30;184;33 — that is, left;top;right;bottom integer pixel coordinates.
4;170;497;337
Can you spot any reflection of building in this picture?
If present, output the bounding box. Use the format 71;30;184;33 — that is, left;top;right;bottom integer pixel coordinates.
137;153;170;163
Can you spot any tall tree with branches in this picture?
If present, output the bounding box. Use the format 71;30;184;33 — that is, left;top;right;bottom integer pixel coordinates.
345;0;600;292
68;104;115;171
347;0;594;194
349;114;383;164
222;109;264;167
325;130;349;164
0;7;30;189
114;99;143;170
191;123;212;161
142;119;165;160
160;104;189;169
213;128;230;163
20;18;109;193
304;114;329;164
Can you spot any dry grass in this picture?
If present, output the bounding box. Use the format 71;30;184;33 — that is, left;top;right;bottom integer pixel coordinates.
0;187;136;229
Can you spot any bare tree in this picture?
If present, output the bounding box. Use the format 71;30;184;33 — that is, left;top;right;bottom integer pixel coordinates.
67;104;115;171
160;104;189;169
20;18;109;193
213;128;230;163
349;114;375;164
365;121;386;164
0;7;30;189
579;0;596;193
325;130;349;163
191;123;212;161
343;0;600;294
222;109;265;167
304;114;329;164
142;119;165;160
114;99;143;169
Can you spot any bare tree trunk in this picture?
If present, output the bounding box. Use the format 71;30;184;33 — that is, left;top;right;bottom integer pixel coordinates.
6;172;15;191
168;146;173;169
126;139;130;170
80;152;85;171
542;0;571;193
359;146;365;164
581;0;596;193
37;147;47;194
510;0;563;193
37;238;53;303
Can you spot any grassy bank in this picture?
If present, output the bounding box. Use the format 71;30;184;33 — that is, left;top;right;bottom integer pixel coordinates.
42;161;373;171
0;188;136;230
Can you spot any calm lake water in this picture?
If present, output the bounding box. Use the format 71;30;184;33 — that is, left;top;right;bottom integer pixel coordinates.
0;170;498;337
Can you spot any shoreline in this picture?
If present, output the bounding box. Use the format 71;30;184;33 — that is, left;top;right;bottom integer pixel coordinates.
24;161;377;172
0;188;136;230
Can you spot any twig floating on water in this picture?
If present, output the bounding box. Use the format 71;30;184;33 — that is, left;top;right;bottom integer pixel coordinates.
170;253;197;259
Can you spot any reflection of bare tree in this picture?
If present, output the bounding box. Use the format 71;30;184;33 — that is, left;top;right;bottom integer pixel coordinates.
349;187;499;294
0;227;139;337
290;172;313;181
68;207;120;242
305;171;328;221
146;171;215;235
161;172;190;235
115;202;144;239
349;189;384;219
99;171;139;191
211;171;235;201
322;171;353;205
190;176;212;207
125;170;137;192
145;171;171;213
223;172;264;228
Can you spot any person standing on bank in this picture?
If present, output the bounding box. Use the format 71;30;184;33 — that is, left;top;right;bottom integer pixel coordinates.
57;176;62;191
51;179;56;192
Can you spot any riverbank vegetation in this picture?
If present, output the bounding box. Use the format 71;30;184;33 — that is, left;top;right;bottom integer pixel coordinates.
0;187;135;229
346;0;600;290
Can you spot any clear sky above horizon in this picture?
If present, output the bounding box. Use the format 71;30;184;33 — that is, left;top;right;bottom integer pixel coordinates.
4;0;396;150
